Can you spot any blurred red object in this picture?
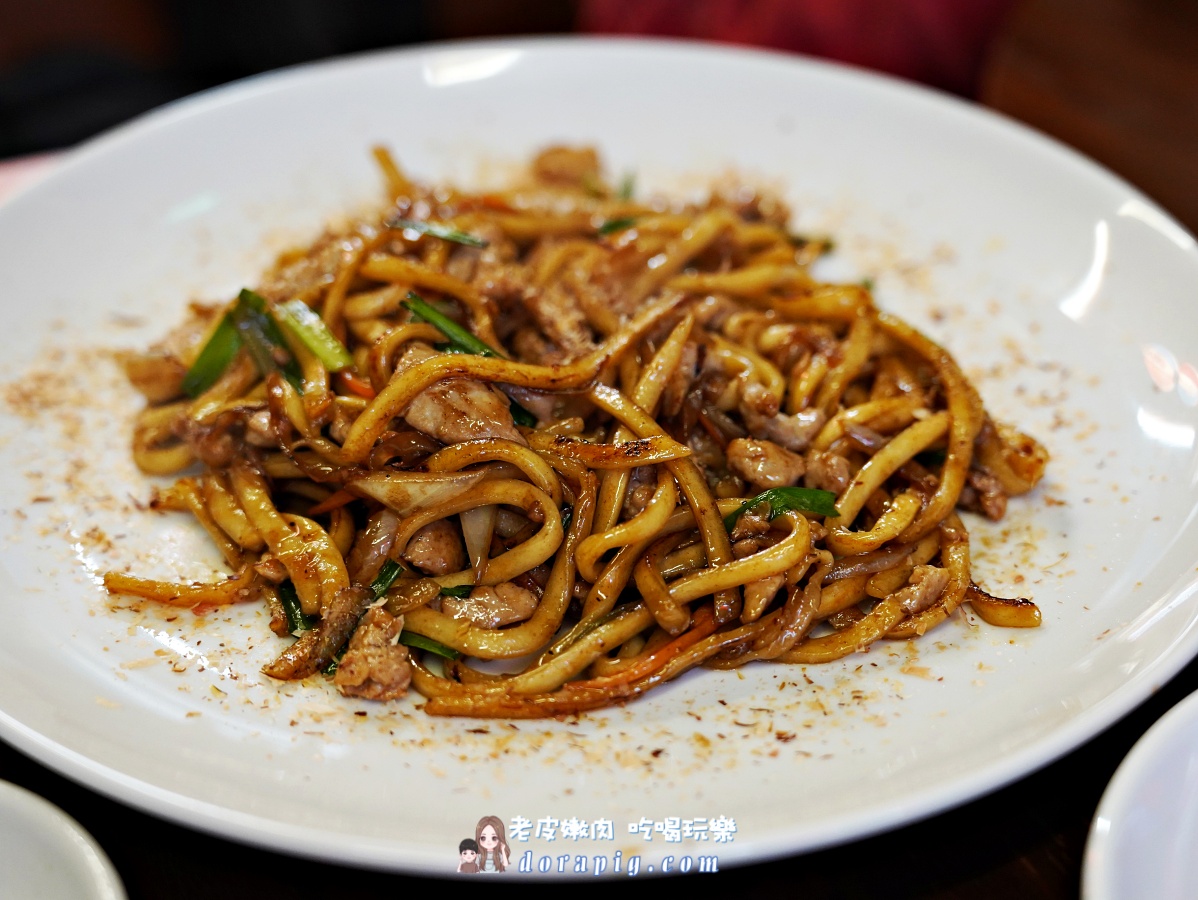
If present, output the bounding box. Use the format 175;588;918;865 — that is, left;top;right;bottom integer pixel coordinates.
578;0;1017;96
0;153;58;201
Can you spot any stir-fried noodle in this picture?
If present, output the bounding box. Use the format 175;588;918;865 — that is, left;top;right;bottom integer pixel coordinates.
106;146;1048;718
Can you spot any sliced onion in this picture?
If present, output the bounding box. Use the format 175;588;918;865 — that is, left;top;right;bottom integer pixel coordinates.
350;470;485;516
825;542;913;583
460;504;497;582
368;428;443;469
346;508;401;585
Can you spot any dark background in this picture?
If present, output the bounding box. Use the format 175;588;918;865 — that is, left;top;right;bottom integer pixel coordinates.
1;0;1196;232
0;0;569;157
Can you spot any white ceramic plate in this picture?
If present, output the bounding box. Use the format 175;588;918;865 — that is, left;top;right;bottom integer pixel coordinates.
0;781;126;899
1;38;1197;878
1084;690;1198;900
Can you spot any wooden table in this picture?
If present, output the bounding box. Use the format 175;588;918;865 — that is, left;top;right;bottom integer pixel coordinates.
2;1;1196;895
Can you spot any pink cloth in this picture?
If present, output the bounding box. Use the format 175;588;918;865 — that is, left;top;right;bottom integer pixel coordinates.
0;154;59;202
579;0;1016;96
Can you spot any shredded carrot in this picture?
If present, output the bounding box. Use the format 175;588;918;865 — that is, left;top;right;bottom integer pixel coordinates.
479;193;513;212
424;607;721;718
306;488;357;515
337;370;377;399
570;606;717;691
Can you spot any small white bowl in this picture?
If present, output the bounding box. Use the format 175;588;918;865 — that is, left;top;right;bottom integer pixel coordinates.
1084;690;1198;900
0;781;126;900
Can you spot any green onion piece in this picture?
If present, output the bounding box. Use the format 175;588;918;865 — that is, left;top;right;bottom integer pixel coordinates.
405;290;538;426
274;299;353;371
916;448;947;467
439;584;472;599
598;217;637;236
788;233;836;254
387;217;488;248
370;558;405;598
860;276;876;292
557;601;641;654
617;172;635;201
723;487;840;531
399;631;460;660
402;292;498;358
278;581;318;635
509;401;537;428
373;561;462;660
433;342;471;355
580;172;606;198
326;560;425;673
181;313;241;397
231;289;303;391
560;504;574;534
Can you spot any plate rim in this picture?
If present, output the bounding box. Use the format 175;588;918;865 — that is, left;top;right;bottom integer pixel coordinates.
0;778;127;899
1083;688;1198;900
2;34;1198;877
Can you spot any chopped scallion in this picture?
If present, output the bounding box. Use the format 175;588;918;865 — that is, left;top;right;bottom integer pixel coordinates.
274;298;353;371
788;233;836;254
402;292;497;358
580;172;606;198
439;584;472;599
387;217;489;248
916;448;947;467
231;289;303;391
399;631;460;660
509;401;537;428
182;313;241;397
405;290;537;427
723;487;840;531
370;560;460;659
370;558;405;598
278;581;317;636
598;217;637;236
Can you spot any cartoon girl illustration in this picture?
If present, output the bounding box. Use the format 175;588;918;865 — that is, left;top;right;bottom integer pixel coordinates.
475;815;510;873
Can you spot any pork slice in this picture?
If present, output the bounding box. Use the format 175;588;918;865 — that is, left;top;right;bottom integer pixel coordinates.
397;344;526;445
894;565;950;615
743;573;787;620
660;341;699;419
726;438;806;490
960;468;1008;520
442;582;538;629
261;585;373;680
522;282;596;359
531;145;601;187
803;450;852;494
334;607;412;700
402;519;466;576
622;466;657;519
257;229;348;305
740;383;825;452
120;303;221;402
